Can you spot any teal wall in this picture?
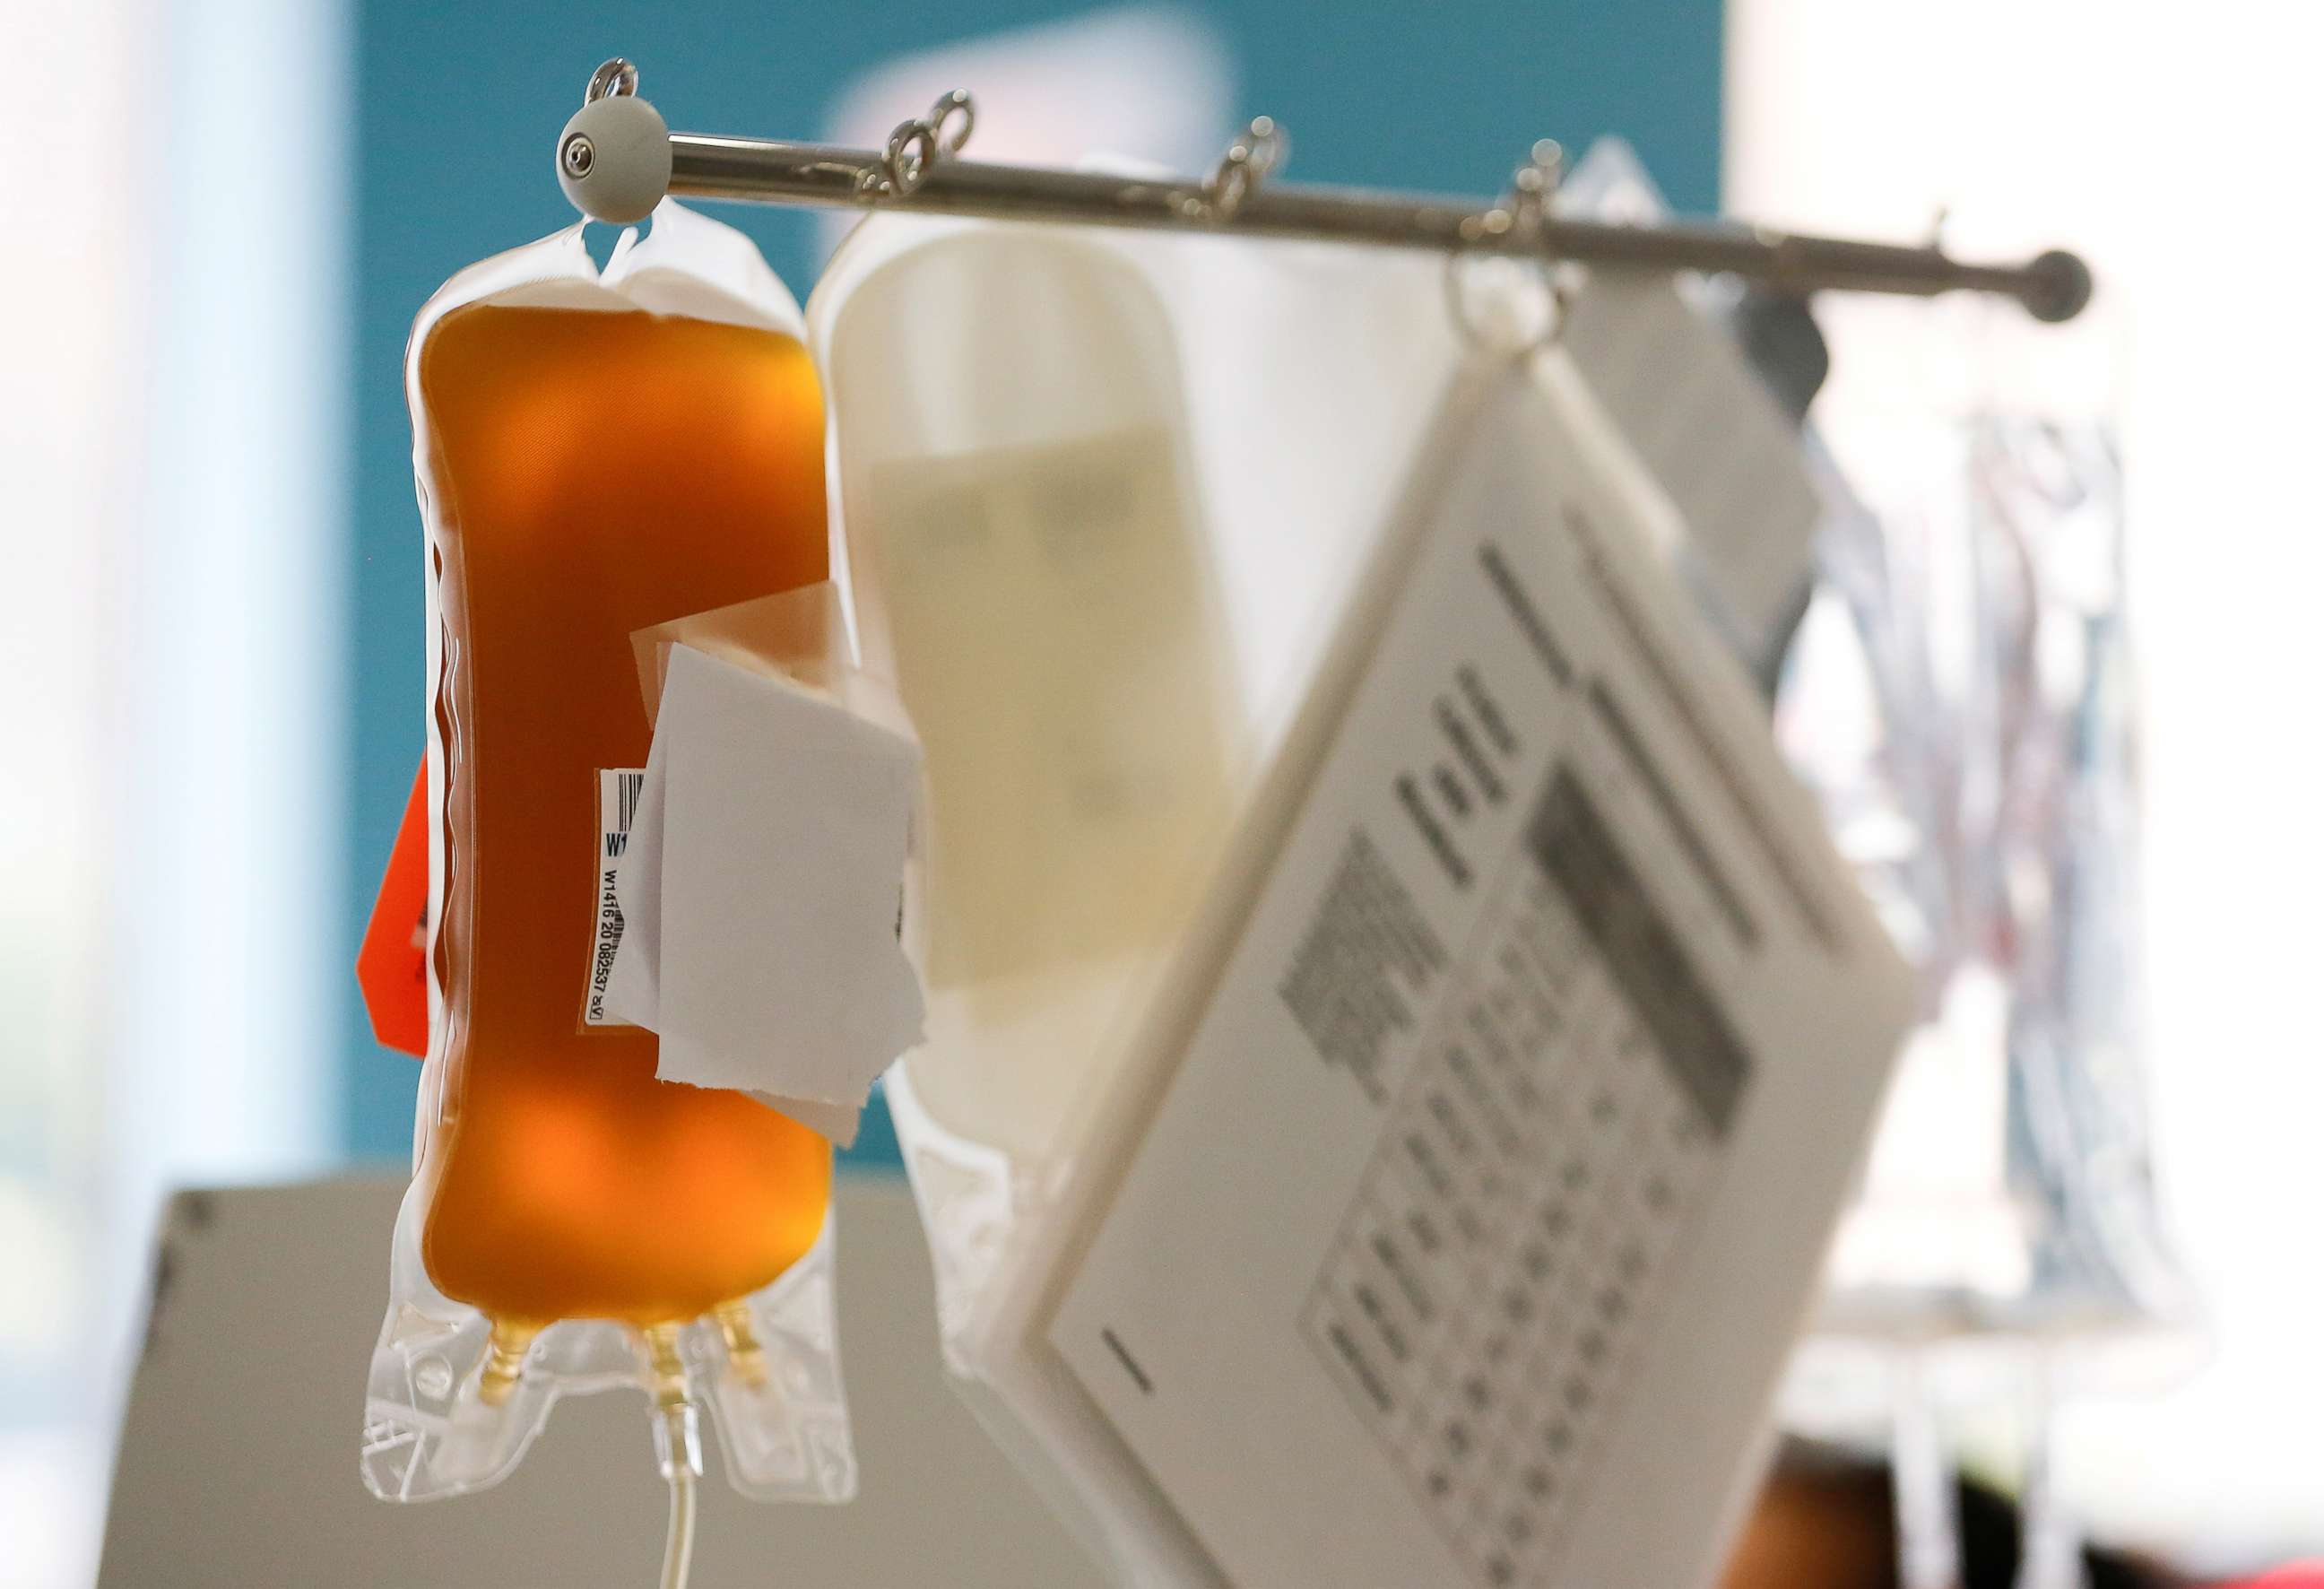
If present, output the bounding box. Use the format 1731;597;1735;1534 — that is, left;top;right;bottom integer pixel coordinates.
339;0;1723;1164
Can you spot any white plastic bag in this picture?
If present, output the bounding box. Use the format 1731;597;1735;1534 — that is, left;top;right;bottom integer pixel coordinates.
809;208;1488;1582
811;218;1250;1338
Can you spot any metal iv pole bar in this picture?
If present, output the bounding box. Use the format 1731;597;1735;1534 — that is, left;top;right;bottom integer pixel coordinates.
562;62;2095;324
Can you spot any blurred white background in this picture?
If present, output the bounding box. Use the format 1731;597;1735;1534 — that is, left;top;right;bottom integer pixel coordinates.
2;2;344;1583
1731;0;2324;1564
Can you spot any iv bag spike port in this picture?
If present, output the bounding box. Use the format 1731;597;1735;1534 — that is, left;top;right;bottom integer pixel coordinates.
558;56;2092;321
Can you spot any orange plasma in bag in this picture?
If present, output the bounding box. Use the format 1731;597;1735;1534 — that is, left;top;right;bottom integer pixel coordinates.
413;301;831;1331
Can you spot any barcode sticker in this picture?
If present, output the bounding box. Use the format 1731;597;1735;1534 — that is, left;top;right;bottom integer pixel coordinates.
585;768;646;1028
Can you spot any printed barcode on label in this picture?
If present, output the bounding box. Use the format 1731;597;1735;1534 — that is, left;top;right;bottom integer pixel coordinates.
608;769;645;857
584;768;646;1028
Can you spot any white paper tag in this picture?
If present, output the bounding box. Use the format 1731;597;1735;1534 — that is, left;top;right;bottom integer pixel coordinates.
604;641;924;1146
582;768;646;1027
1560;267;1821;673
1045;360;1912;1589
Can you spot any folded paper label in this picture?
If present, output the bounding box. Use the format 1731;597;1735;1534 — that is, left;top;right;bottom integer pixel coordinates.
602;586;925;1148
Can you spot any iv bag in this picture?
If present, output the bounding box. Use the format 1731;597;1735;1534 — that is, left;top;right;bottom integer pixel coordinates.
363;201;853;1506
811;220;1245;1350
1780;400;2195;1362
809;206;1474;1580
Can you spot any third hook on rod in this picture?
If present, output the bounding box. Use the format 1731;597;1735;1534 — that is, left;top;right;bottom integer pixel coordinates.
858;90;976;202
1187;117;1288;223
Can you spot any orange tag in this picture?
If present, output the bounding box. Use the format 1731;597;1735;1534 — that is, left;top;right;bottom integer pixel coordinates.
358;761;429;1058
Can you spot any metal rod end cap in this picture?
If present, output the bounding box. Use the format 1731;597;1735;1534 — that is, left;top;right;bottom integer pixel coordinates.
557;92;672;225
2025;248;2094;324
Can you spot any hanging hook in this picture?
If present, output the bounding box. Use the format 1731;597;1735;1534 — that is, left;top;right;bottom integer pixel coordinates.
857;90;978;202
927;88;976;156
1446;138;1572;356
585;57;639;106
1179;117;1288;223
